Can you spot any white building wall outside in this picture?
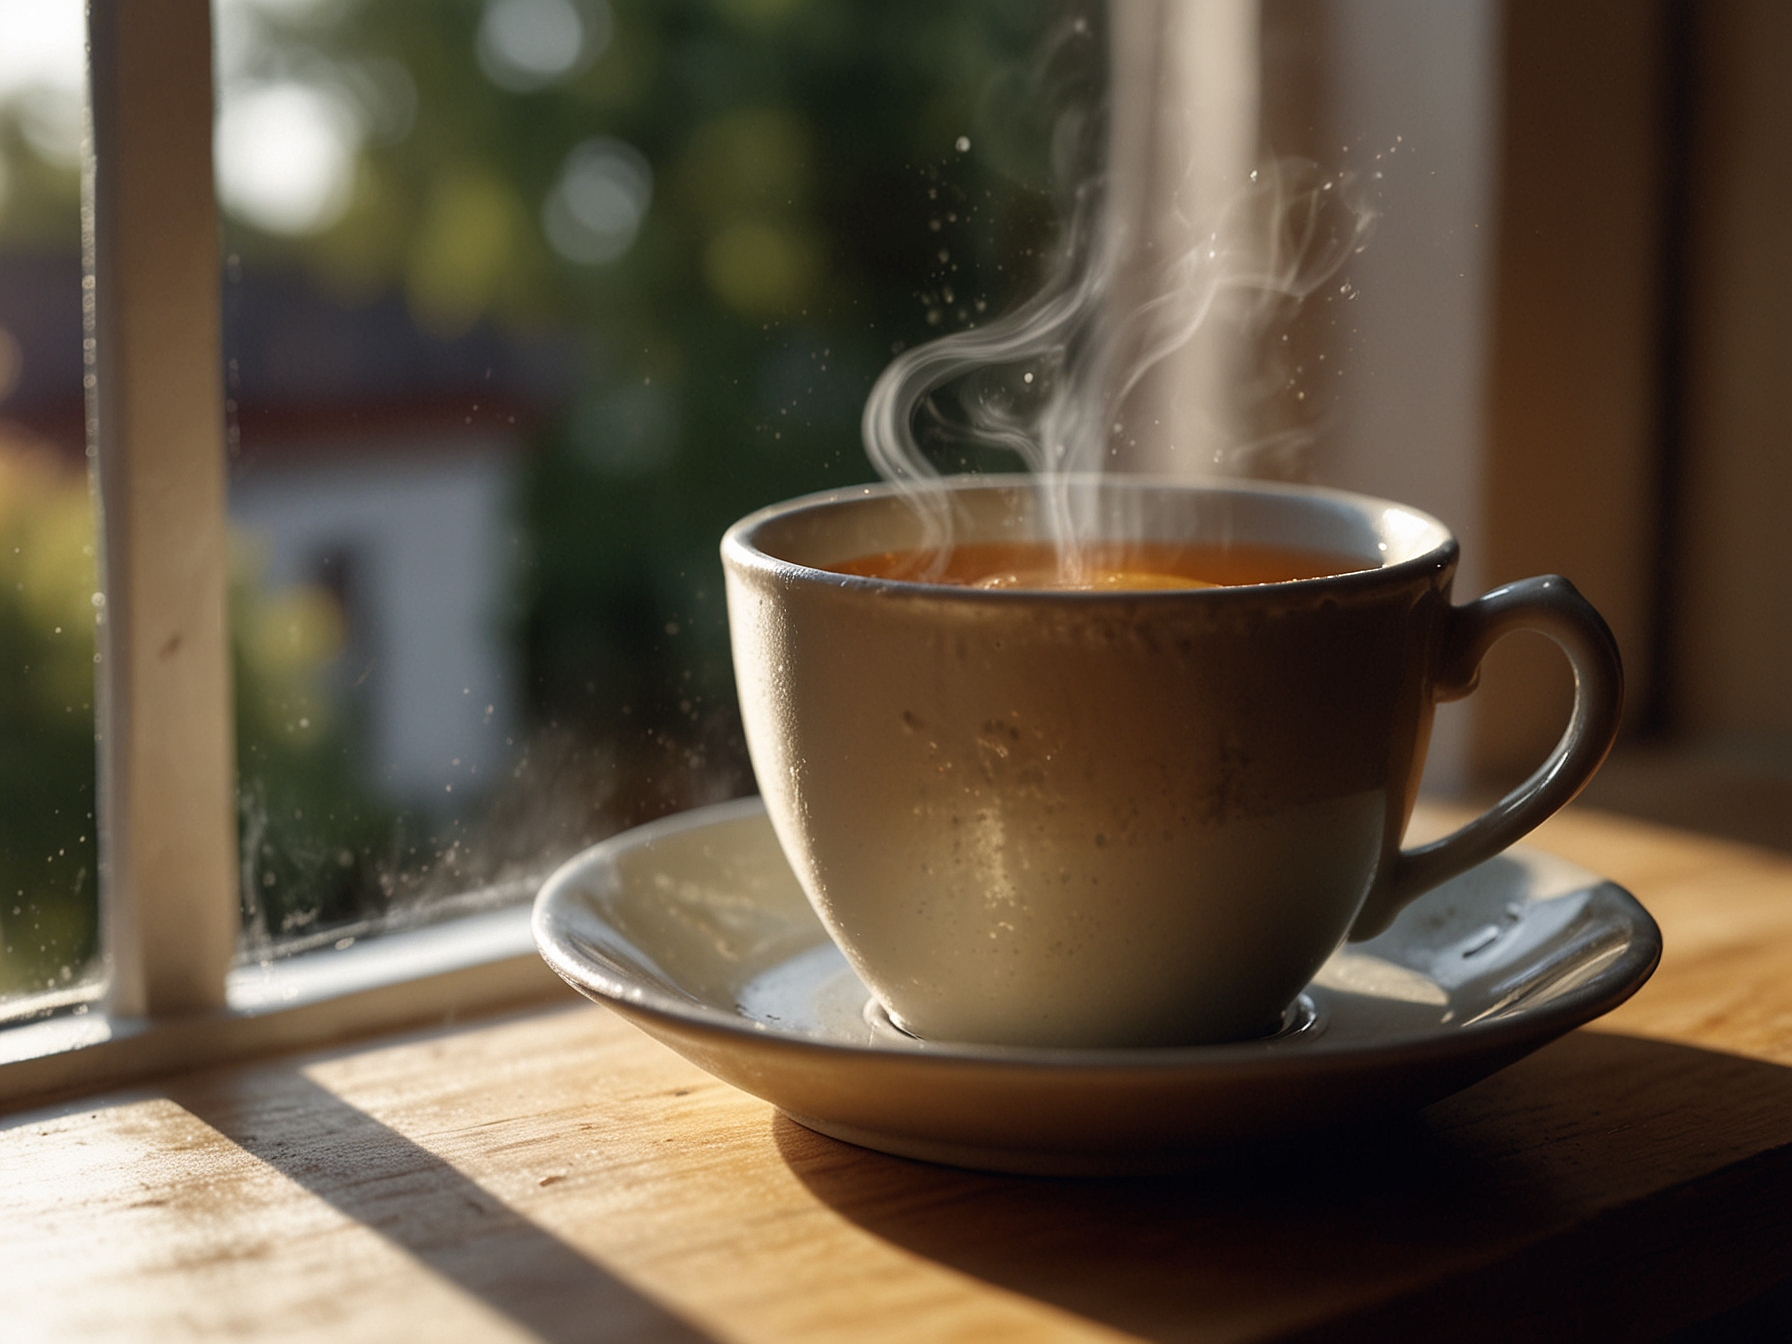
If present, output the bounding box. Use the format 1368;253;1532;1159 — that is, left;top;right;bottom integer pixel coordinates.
229;443;520;810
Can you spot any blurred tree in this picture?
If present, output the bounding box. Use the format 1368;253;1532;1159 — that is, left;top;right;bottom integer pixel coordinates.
0;439;96;996
219;0;1081;716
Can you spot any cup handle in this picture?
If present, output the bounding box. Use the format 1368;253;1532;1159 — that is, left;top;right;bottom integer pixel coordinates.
1348;575;1624;941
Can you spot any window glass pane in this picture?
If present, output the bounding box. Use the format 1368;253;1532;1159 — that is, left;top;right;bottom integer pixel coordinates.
0;0;100;1008
215;0;1062;957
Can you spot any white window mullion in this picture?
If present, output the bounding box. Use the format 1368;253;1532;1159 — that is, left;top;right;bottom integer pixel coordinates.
86;0;238;1016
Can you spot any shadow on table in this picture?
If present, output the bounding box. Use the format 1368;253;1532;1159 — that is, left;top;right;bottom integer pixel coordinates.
170;1068;713;1344
775;1030;1792;1343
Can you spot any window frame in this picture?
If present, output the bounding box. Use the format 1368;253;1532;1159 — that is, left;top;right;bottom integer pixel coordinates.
0;0;562;1109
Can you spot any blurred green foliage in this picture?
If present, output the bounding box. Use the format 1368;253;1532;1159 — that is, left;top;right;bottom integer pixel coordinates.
233;0;1085;754
0;446;97;997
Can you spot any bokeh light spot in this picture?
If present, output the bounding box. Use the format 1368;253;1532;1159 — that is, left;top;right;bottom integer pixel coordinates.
215;82;363;236
477;0;611;92
703;220;820;318
543;138;652;265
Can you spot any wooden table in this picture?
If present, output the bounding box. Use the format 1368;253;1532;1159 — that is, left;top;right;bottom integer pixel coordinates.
5;805;1792;1342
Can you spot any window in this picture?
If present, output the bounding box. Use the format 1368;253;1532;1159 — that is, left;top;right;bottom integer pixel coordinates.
0;0;1069;1097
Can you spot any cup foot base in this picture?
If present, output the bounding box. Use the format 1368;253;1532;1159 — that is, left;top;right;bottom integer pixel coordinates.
864;993;1320;1051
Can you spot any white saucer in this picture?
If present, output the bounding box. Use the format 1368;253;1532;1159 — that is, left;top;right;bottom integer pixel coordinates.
532;797;1660;1175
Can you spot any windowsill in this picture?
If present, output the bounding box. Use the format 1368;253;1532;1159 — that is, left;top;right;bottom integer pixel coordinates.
0;903;570;1109
1578;736;1792;858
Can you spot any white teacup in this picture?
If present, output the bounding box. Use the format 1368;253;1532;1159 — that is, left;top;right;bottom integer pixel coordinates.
721;477;1621;1048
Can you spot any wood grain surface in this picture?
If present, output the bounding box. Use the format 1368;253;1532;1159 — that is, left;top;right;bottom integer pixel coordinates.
4;805;1791;1343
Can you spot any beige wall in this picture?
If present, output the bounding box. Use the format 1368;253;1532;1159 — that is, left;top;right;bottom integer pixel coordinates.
1473;0;1668;783
1677;0;1792;743
1476;0;1792;782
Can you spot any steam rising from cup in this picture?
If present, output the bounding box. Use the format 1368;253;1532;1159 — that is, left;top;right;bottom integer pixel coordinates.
861;147;1377;575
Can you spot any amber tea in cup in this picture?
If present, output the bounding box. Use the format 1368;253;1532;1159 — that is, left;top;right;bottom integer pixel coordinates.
831;539;1366;591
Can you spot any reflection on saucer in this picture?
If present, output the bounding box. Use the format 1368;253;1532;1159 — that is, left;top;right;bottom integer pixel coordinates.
1311;951;1449;1006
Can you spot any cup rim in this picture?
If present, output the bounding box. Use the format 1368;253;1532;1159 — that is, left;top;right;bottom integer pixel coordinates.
721;474;1458;602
